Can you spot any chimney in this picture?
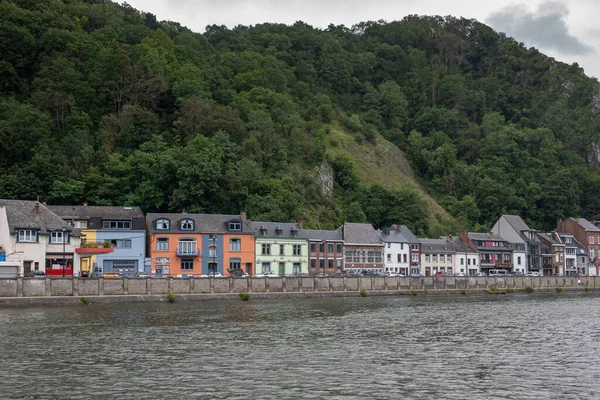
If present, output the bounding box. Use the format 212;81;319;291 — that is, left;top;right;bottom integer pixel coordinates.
241;211;247;221
489;232;494;238
383;227;390;235
447;235;453;242
297;220;303;229
42;202;47;205
34;202;40;216
82;202;88;207
390;224;400;231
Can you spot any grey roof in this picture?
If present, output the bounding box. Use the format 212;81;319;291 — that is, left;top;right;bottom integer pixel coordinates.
467;232;512;251
502;214;531;232
442;237;477;253
47;205;144;219
536;232;562;246
301;229;343;241
378;229;409;243
398;225;419;243
251;221;304;239
0;200;78;235
340;223;383;245
146;213;253;234
574;218;600;232
573;238;588;254
419;238;456;254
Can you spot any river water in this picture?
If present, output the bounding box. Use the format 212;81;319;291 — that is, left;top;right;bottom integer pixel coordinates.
1;293;600;399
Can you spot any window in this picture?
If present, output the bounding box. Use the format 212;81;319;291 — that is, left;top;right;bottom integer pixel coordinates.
230;238;241;252
293;263;301;274
328;259;333;269
73;221;87;229
157;238;169;251
18;230;37;242
262;262;271;273
110;239;131;248
280;244;285;255
411;254;419;262
461;258;464;265
387;254;392;262
468;258;471;265
582;257;586;263
230;259;241;270
275;227;283;236
103;220;131;229
590;248;596;260
403;254;407;263
181;259;194;270
311;258;317;269
180;219;194;231
425;255;430;262
336;244;342;253
387;243;391;248
319;243;325;253
260;228;267;236
291;228;298;237
328;243;334;253
432;255;438;263
208;248;216;258
156;219;169;230
50;231;68;244
178;239;197;255
319;259;325;270
590;236;595;245
229;221;242;231
397;254;401;263
261;244;271;255
518;256;521;265
440;255;445;263
310;243;316;253
401;243;404;250
411;244;418;250
447;256;452;263
293;245;302;256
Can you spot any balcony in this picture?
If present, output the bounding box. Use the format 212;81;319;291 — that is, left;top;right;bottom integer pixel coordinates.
176;249;199;257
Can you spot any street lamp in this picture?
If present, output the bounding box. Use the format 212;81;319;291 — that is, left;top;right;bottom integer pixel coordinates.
62;228;66;277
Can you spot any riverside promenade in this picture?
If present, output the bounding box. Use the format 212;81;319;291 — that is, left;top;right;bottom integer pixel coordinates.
0;275;593;305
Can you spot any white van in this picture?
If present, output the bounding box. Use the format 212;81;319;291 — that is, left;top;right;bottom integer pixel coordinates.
488;269;509;276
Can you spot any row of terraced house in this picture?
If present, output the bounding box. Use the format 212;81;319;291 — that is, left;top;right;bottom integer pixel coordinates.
0;199;599;277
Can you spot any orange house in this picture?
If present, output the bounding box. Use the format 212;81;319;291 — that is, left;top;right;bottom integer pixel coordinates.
146;213;255;277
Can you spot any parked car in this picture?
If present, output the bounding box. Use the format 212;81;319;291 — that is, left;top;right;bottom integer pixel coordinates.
135;272;151;278
24;271;46;278
454;272;466;277
342;271;360;277
434;272;450;277
200;272;223;278
360;270;383;277
292;272;308;277
385;272;404;277
103;272;121;279
526;271;541;276
255;271;278;278
315;272;329;277
476;272;487;276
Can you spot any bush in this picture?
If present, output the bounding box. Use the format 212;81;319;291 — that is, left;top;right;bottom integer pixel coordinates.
585;286;591;292
239;292;250;301
410;290;418;296
460;289;466;295
522;285;534;293
166;291;176;303
80;296;90;304
423;287;428;294
488;286;499;292
556;287;563;292
359;289;367;297
506;288;514;293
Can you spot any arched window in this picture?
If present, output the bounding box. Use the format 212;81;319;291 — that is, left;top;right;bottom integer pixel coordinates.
156;219;170;230
181;219;194;231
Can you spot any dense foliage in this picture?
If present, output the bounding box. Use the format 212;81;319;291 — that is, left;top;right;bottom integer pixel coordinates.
2;0;600;233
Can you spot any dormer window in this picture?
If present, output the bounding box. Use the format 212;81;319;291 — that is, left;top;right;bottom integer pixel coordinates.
50;231;69;244
17;229;38;242
275;226;283;236
291;227;298;237
180;219;194;231
156;219;170;230
259;226;267;236
229;221;242;231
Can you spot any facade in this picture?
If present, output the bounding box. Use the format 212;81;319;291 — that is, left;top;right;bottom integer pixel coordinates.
251;221;308;276
48;205;146;277
492;215;541;273
556;218;600;275
419;238;456;276
339;223;384;273
536;232;565;276
302;229;344;276
460;232;513;273
146;213;255;277
448;236;479;276
379;227;412;275
0;200;84;277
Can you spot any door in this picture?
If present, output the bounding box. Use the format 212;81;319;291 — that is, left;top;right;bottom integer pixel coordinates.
23;261;32;274
279;262;285;276
155;266;163;278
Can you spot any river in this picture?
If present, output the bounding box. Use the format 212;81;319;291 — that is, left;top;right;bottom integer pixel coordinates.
1;293;599;399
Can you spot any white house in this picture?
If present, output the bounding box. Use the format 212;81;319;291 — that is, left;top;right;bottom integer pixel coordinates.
447;236;480;276
0;200;82;277
379;227;412;275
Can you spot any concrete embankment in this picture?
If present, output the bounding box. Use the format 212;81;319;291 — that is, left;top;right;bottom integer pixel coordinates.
0;275;595;306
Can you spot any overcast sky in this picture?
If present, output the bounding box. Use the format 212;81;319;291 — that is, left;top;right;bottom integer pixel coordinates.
124;0;600;79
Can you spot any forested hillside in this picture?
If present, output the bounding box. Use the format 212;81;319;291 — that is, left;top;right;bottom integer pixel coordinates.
2;0;600;234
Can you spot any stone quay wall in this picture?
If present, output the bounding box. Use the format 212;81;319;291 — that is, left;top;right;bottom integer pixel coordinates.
0;276;594;298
